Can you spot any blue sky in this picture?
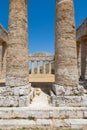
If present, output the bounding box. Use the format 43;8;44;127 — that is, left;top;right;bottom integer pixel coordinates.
0;0;87;54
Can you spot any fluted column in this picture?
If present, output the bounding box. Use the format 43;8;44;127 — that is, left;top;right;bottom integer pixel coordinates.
43;61;46;74
77;42;81;79
6;0;29;86
55;0;78;87
0;43;2;76
49;61;51;74
81;40;87;80
37;61;40;74
31;61;34;74
85;43;87;80
81;43;85;80
2;44;7;79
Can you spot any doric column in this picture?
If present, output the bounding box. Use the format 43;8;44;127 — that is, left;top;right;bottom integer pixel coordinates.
6;0;29;86
49;61;51;74
0;43;2;76
81;40;87;80
37;61;40;74
43;61;46;74
55;0;78;88
2;44;7;79
77;42;81;79
31;61;34;74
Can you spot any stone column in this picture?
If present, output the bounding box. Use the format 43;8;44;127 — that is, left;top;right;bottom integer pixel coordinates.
84;43;87;80
49;61;51;74
77;42;81;79
37;61;40;74
54;0;78;92
0;43;2;76
6;0;29;86
43;61;46;74
2;43;7;79
81;40;87;80
5;0;30;107
31;61;34;74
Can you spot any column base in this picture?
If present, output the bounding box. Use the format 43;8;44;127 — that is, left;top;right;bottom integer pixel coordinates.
52;83;85;96
0;83;34;107
51;84;87;107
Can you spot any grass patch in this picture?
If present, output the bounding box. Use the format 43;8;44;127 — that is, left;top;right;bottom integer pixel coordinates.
28;116;36;121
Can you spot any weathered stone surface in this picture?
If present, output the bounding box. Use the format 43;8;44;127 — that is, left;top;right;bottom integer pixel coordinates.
13;84;31;96
83;111;87;119
52;84;84;96
76;18;87;42
19;95;30;107
77;42;81;79
0;86;13;96
81;96;87;107
0;119;87;129
6;0;29;86
51;90;87;107
29;52;54;61
0;107;86;119
52;84;65;96
0;26;7;80
0;25;8;43
0;44;3;76
55;0;79;87
0;84;31;107
0;96;19;107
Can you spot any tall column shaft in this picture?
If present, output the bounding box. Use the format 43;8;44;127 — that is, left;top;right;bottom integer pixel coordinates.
37;61;40;74
81;40;87;80
0;43;2;76
55;0;78;87
43;61;46;74
49;61;51;74
77;43;81;79
31;61;34;74
6;0;29;86
2;44;7;79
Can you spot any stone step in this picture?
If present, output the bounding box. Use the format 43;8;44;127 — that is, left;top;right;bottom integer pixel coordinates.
0;119;87;129
51;95;87;107
0;107;87;119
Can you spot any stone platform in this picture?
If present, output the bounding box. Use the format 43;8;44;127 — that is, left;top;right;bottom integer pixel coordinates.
51;84;87;107
0;84;34;107
0;119;87;130
0;107;87;129
51;95;87;107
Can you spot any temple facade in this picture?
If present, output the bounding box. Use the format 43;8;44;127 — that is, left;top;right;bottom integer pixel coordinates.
0;0;87;129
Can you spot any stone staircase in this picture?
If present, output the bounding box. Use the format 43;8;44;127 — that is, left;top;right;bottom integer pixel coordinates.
0;107;87;129
0;88;87;129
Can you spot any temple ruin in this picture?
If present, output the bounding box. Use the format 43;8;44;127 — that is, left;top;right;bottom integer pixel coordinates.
0;0;87;129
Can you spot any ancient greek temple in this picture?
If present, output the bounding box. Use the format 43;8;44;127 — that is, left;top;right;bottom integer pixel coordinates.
0;0;87;129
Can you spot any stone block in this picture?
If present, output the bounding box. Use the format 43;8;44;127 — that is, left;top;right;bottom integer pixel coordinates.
52;84;85;96
14;84;30;96
83;111;87;119
50;95;87;107
52;84;65;96
0;86;13;96
0;96;19;107
19;95;30;107
81;96;87;107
